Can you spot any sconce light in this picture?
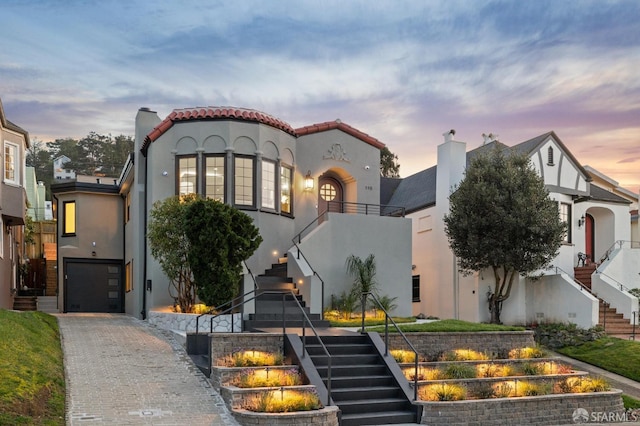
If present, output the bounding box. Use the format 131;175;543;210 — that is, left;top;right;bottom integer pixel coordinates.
578;214;585;228
304;170;314;191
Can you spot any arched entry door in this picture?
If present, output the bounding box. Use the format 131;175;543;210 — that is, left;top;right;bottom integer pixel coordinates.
318;176;343;214
585;213;595;263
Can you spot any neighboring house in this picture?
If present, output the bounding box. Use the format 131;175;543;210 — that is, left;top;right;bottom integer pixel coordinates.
25;166;51;221
382;131;639;328
0;97;29;309
53;155;76;180
52;107;412;317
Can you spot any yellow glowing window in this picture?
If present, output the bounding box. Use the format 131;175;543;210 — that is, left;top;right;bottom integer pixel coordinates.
63;201;76;235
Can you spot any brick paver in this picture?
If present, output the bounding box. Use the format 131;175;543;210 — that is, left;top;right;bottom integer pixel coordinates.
56;313;239;425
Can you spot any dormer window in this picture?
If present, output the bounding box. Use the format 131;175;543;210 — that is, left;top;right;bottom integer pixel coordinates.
547;147;554;166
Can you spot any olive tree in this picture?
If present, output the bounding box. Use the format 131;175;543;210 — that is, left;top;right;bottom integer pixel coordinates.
444;146;566;323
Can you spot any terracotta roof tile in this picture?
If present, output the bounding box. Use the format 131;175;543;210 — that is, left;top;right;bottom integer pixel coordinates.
295;120;385;149
142;107;296;153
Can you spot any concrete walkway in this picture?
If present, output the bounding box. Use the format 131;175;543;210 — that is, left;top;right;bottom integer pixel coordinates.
56;313;239;425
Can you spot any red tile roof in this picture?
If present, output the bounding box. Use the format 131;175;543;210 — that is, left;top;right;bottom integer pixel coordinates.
141;108;386;154
142;107;296;153
295;120;385;149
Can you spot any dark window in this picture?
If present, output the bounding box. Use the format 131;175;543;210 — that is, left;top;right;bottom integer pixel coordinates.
560;202;572;243
547;147;554;166
280;165;293;215
412;275;420;302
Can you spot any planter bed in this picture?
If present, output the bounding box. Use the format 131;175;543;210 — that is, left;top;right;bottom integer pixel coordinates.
232;405;339;426
211;365;301;389
417;389;625;425
220;384;317;411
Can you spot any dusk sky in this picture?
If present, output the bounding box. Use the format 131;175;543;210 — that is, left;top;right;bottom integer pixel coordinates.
1;1;638;192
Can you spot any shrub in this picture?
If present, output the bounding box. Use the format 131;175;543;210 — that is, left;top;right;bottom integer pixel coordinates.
248;390;322;413
440;349;490;361
470;382;495;399
578;377;610;393
519;362;544;376
493;381;513;398
508;346;546;359
441;363;477;379
534;322;606;349
234;368;302;388
390;349;416;363
517;381;552;396
422;384;467;401
226;350;283;367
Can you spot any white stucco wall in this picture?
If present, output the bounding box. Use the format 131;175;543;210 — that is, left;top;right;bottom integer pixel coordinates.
294;213;413;317
526;273;599;328
592;247;640;320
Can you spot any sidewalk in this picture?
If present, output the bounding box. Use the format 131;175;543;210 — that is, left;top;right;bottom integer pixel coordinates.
56;313;239;425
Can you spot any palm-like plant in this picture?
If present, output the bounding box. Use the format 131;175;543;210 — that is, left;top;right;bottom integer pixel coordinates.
345;254;378;296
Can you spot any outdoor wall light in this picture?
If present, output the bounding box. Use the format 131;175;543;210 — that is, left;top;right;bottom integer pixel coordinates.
304;170;314;191
578;214;585;228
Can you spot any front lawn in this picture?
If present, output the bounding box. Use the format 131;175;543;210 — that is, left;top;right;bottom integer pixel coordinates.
368;319;526;333
328;316;415;327
0;310;65;425
557;336;640;382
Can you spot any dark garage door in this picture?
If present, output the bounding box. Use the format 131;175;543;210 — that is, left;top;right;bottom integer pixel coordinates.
65;260;123;313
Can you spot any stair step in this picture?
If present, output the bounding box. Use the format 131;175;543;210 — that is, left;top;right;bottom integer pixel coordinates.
341;410;416;426
325;375;396;388
249;313;320;321
331;386;401;400
306;343;377;356
337;397;412;414
256;276;294;286
316;364;390;377
311;353;381;366
243;319;331;330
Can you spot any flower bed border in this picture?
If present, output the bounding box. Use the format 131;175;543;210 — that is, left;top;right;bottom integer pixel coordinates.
211;365;301;389
232;405;339;426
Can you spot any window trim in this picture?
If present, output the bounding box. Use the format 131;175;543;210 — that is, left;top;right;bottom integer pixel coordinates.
63;200;76;236
4;141;20;185
203;154;226;202
176;155;198;196
233;155;256;209
261;159;277;211
560;202;572;244
280;164;293;217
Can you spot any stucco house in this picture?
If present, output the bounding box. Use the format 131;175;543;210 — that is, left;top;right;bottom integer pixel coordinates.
0;97;29;309
52;107;412;319
382;130;639;328
51;106;638;331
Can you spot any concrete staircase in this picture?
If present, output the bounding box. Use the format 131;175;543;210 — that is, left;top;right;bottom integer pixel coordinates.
574;265;638;335
305;334;417;426
243;258;330;331
37;296;58;313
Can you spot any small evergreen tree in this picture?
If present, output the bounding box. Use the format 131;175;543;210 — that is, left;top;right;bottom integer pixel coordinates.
184;198;262;307
444;146;565;323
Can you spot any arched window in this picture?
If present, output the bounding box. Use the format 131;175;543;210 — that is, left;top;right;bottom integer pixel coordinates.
547;147;554;166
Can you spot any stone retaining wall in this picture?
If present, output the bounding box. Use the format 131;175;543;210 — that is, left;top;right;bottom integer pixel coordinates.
388;331;535;360
211;365;300;389
211;333;284;367
220;384;316;409
418;390;624;425
232;406;339;426
147;310;241;332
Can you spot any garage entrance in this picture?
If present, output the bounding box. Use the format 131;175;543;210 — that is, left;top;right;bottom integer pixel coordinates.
64;259;123;313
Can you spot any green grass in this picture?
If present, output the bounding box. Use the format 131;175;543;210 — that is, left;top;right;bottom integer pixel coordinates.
0;310;65;425
328;316;415;327
368;319;525;333
557;337;640;382
622;395;640;409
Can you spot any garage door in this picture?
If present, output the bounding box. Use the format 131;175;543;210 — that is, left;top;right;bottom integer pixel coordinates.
64;260;123;313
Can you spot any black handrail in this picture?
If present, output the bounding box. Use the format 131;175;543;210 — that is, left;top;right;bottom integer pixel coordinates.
194;261;258;336
328;200;405;217
362;292;419;401
281;290;333;406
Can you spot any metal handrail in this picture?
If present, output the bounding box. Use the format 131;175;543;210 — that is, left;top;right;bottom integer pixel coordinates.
549;266;595;295
194;261;258;336
281;290;333;406
598;240;640;264
327;200;406;217
363;292;419;401
595;270;632;293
